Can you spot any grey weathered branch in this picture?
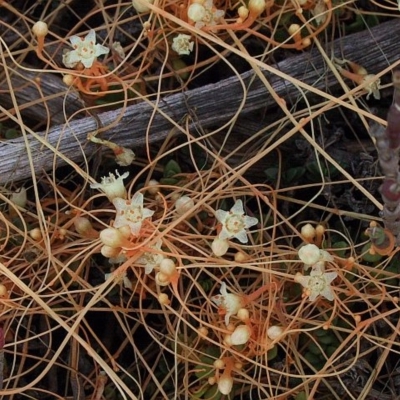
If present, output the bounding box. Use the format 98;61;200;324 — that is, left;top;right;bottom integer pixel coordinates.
0;18;399;185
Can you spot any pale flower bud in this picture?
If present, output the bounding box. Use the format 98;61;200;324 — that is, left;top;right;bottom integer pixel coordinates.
288;23;301;36
298;243;320;265
100;245;121;258
248;0;265;15
159;258;176;276
267;325;284;340
155;272;170;286
158;293;170;305
234;250;248;262
301;223;316;241
237;308;249;321
230;325;251;345
32;21;48;37
238;6;249;20
74;217;94;235
175;195;195;215
147;179;160;195
132;0;154;13
29;228;42;241
212;238;229;257
63;74;75;86
100;228;128;248
214;359;225;369
218;372;233;395
0;284;8;298
118;225;131;239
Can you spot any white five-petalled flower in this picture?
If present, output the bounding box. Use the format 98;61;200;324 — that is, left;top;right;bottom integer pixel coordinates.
112;192;154;236
90;171;129;201
295;265;337;301
171;34;194;56
216;200;258;243
62;29;109;69
211;282;244;326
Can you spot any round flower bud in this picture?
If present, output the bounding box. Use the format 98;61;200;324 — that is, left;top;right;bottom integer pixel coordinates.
237;308;249;321
301;223;316;241
238;6;249;20
29;228;42;241
155;272;170;286
248;0;265;15
100;245;121;258
298;243;320;265
288;23;301;36
267;325;284;340
100;228;128;248
74;217;93;235
230;325;251;345
159;258;176;276
175;195;195;215
118;225;131;239
158;293;170;305
132;0;154;13
212;238;229;257
214;359;225;369
218;373;233;395
147;179;160;195
32;21;48;37
63;74;75;86
198;327;208;337
0;284;8;298
234;250;248;262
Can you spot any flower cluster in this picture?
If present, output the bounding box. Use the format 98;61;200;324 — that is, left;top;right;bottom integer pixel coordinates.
295;243;337;301
187;0;224;30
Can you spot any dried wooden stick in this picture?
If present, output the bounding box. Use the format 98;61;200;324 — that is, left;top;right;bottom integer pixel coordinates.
0;19;399;185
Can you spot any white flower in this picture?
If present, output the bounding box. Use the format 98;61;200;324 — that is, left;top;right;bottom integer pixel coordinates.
62;29;109;69
363;74;381;100
171;34;194;56
215;200;258;243
294;265;337;301
136;239;164;274
90;171;129;201
187;0;224;29
112;192;154;236
211;282;244;326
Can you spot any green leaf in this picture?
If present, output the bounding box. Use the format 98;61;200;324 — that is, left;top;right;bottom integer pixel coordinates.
264;167;279;182
164;159;182;178
283;166;305;183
